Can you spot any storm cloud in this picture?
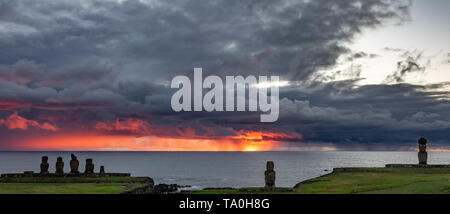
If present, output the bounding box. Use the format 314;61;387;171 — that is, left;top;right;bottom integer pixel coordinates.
2;0;449;150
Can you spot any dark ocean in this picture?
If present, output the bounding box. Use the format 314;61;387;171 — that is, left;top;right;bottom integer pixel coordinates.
1;151;449;188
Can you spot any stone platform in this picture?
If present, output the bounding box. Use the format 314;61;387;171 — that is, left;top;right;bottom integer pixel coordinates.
1;172;131;178
331;164;450;173
385;164;450;168
332;167;381;173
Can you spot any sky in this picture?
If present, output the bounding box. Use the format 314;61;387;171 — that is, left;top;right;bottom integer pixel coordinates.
0;0;449;151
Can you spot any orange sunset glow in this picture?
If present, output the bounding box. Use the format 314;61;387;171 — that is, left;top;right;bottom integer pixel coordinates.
8;130;299;151
0;112;303;151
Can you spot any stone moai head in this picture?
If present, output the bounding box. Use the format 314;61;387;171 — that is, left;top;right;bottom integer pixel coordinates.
418;137;427;152
40;156;49;174
266;161;274;171
264;161;276;190
55;156;64;174
70;153;80;174
86;158;93;164
85;158;94;174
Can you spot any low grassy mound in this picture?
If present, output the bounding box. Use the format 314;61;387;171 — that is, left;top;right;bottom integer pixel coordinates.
190;187;294;194
190;168;450;194
294;167;450;194
0;183;146;194
0;176;150;194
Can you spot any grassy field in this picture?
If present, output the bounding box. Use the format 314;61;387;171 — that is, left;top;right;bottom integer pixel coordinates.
189;187;294;194
2;168;449;194
0;176;150;194
0;183;146;194
190;167;450;194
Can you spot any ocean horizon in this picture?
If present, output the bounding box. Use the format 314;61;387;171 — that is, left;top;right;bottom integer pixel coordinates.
1;151;449;188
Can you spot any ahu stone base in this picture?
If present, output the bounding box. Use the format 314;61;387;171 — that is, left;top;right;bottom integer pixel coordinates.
385;164;450;168
1;172;131;178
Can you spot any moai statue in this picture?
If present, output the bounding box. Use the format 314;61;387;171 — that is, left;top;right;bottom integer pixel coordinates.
40;156;49;175
99;166;105;175
264;161;276;190
84;158;94;174
418;137;428;165
55;157;64;175
70;154;80;174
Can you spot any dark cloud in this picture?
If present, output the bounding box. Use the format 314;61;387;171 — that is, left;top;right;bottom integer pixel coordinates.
2;0;449;149
383;51;427;83
0;0;15;20
348;51;379;60
0;0;411;79
276;82;450;144
384;47;405;52
0;60;44;84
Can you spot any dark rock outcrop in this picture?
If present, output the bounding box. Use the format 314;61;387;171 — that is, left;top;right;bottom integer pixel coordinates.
152;184;179;194
120;177;155;194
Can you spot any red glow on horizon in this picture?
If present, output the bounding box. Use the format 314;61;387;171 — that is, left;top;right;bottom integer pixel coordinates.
0;115;305;151
228;130;302;151
0;101;28;110
9;133;276;151
4;128;304;151
91;117;303;151
95;118;152;134
0;112;58;131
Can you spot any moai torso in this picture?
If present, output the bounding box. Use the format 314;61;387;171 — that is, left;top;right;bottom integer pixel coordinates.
418;138;428;165
55;157;64;175
99;166;105;175
40;156;49;175
84;159;94;174
264;161;276;190
70;154;80;174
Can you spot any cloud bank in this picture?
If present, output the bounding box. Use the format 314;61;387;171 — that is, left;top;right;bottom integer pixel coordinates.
1;0;449;150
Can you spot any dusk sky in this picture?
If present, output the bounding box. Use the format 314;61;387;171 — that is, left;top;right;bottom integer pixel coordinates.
0;0;449;151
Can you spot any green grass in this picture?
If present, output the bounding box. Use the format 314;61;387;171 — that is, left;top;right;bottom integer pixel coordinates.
189;168;450;194
3;168;450;194
190;187;294;194
0;176;151;194
294;168;450;194
0;176;149;183
0;183;146;194
363;180;450;194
